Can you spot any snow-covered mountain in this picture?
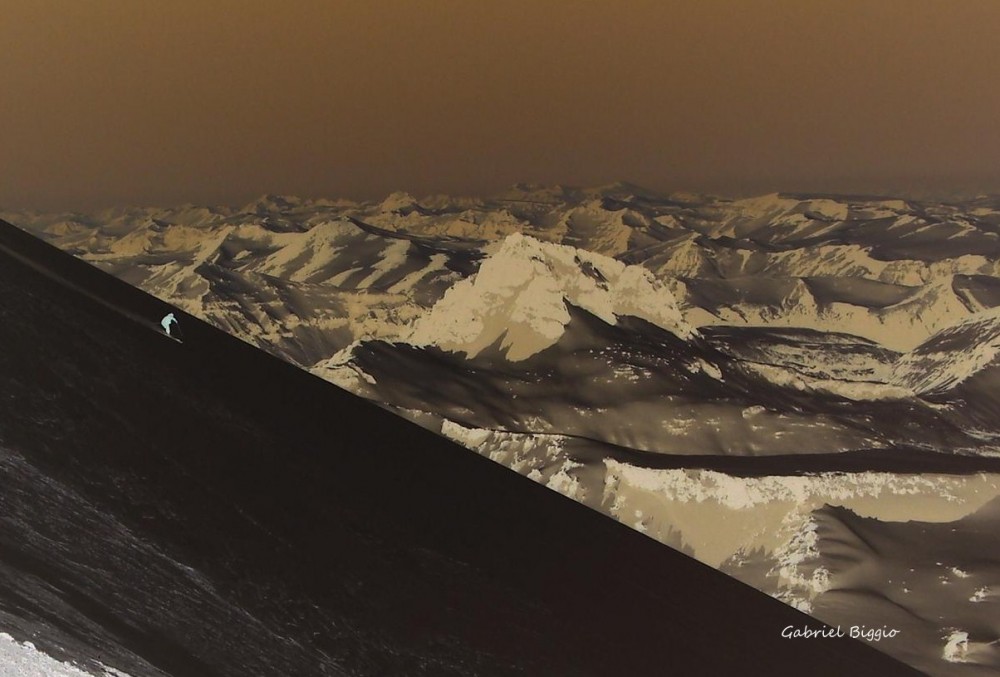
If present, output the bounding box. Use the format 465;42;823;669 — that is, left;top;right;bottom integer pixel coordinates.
405;232;694;361
8;185;1000;675
11;187;998;354
10;187;1000;461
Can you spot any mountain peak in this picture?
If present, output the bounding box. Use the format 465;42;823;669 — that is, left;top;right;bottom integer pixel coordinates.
242;194;305;213
377;191;420;213
406;232;693;361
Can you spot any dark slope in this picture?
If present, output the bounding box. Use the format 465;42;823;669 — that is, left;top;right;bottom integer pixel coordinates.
0;220;915;676
810;501;1000;675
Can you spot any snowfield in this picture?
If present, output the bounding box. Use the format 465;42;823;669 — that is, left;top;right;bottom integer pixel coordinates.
0;633;133;677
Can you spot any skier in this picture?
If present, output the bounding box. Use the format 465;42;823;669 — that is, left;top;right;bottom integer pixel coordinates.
161;312;179;337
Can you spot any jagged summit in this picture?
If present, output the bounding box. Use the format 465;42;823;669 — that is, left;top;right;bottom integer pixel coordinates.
406;232;693;360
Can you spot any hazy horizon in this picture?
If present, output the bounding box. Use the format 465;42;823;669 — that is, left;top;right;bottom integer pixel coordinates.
8;181;1000;216
4;1;1000;211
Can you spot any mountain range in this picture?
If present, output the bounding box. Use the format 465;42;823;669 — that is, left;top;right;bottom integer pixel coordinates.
8;184;1000;674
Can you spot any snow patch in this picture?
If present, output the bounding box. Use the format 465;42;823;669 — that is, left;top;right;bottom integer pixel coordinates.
769;516;831;613
546;459;585;500
0;633;134;677
602;462;979;511
942;630;970;663
970;586;991;603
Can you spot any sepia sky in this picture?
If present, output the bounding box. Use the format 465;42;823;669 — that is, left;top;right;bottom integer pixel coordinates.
3;1;1000;209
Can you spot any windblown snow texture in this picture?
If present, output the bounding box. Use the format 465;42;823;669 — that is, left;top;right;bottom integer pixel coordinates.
10;185;1000;675
0;220;915;676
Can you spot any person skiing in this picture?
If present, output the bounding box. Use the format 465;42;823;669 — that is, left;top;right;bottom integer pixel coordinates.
161;312;178;337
